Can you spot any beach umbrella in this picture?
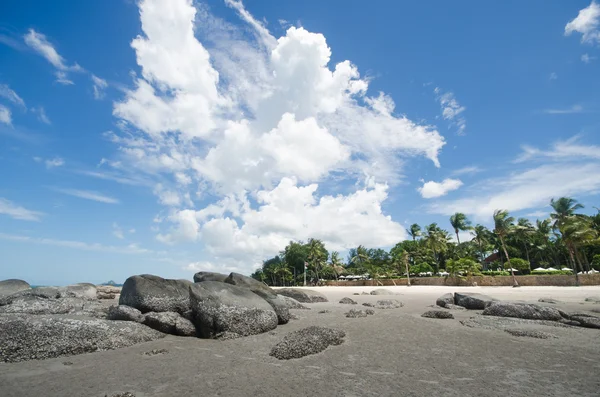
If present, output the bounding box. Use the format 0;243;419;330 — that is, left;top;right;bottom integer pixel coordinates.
533;267;546;271
590;269;599;274
505;268;518;272
561;268;572;271
546;267;559;271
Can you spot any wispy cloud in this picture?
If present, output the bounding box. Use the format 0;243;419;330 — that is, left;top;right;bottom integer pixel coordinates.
52;188;120;204
581;53;597;63
0;105;11;125
45;157;64;168
434;87;467;135
451;166;482;176
515;135;600;163
0;84;26;108
112;222;124;239
76;170;151;186
91;75;108;100
541;104;583;114
23;29;83;85
549;72;558;80
0;232;157;255
0;197;43;221
32;106;51;124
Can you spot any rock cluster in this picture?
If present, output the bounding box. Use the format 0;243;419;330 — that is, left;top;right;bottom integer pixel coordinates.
421;310;454;319
339;297;357;304
269;326;345;359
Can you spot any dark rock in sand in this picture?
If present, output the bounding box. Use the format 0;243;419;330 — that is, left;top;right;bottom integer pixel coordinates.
108;393;136;397
107;305;145;323
504;329;557;339
584;297;600;303
119;274;193;314
538;297;562;304
339;297;357;305
143;349;168;356
0;279;30;297
370;289;394;295
60;283;97;300
353;293;360;295
0;314;165;363
193;271;228;283
224;272;290;325
570;315;600;329
365;308;375;315
454;292;497;310
281;295;310;310
361;292;369;295
270;326;345;360
276;288;328;303
376;299;403;309
422;310;454;319
345;309;368;318
436;293;454;308
189;281;277;338
143;311;197;336
318;310;330;314
483;302;564;321
362;302;375;307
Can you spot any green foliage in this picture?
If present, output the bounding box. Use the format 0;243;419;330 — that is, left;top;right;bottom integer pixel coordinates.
446;258;482;277
592;254;600;271
506;258;530;273
531;270;573;276
481;270;510;276
411;263;433;274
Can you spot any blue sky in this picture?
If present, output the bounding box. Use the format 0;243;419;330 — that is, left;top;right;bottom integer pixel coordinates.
1;0;599;285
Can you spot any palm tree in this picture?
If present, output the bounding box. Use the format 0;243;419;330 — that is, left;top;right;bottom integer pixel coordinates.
408;224;422;241
559;216;598;286
514;218;534;264
470;224;490;268
424;224;449;274
307;238;327;283
351;245;369;268
450;212;472;244
493;209;518;287
329;251;345;280
550;197;584;230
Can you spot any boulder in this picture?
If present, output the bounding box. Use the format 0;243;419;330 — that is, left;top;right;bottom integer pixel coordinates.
0;279;30;297
376;299;403;309
0;295;80;315
0;314;165;363
119;274;193;314
0;287;61;306
422;310;454;319
269;326;345;360
365;308;375;315
445;304;466;311
107;305;145;323
345;309;368;318
370;289;394;295
339;297;357;305
60;283;97;300
193;271;229;283
362;302;375;307
436;293;454;308
281;296;310;310
570;315;600;329
454;293;497;310
189;281;278;338
482;302;564;321
224;272;290;324
143;311;197;336
276;288;328;303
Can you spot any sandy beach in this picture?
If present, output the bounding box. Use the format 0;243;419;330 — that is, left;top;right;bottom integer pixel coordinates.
1;285;600;397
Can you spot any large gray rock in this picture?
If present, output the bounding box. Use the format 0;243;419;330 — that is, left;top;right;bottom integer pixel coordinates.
422;310;454;319
0;295;89;315
143;311;197;336
455;293;497;310
189;281;278;338
107;305;145;323
224;272;290;325
276;288;328;303
483;302;564;321
436;293;454;308
570;315;600;329
0;287;61;306
60;283;97;300
193;271;229;283
0;279;30;297
281;296;310;310
119;274;193;314
370;289;394;295
270;326;345;360
0;314;165;363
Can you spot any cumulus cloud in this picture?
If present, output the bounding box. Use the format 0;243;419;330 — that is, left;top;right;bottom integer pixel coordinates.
0;84;26;108
0;105;11;125
434;87;466;135
418;178;463;199
565;1;600;45
0;198;43;221
23;29;83;84
108;0;447;272
581;53;596;63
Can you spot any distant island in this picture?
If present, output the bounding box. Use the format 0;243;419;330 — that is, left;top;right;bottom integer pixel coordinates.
100;280;123;287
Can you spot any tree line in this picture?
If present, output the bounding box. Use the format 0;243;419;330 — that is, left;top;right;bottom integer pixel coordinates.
250;197;600;287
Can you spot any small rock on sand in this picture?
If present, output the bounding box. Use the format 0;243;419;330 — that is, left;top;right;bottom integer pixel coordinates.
339;297;357;305
269;326;345;360
454;293;497;310
584;297;600;303
421;310;454;319
376;299;403;309
143;349;168;356
370;289;394;295
504;329;557;339
436;293;454;308
362;302;374;307
345;309;368;318
538;298;562;304
318;310;330;314
365;308;375;315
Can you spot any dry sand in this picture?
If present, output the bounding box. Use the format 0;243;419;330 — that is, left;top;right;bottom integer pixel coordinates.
2;285;600;397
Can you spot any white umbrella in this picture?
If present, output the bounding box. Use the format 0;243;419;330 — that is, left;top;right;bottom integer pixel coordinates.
590;269;599;274
546;267;559;271
533;267;546;271
505;268;519;272
561;267;572;271
439;271;449;276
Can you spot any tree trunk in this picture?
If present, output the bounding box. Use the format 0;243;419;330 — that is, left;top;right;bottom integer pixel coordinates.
405;258;411;286
568;246;580;286
456;230;461;245
500;235;519;287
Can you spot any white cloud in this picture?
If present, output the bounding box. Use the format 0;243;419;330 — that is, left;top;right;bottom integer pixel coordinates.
526;211;548;218
32;106;51;124
418;178;463;199
428;162;600;219
434;87;466;135
112;222;124;239
45;157;64;168
565;1;600;45
108;0;449;273
0;84;26;108
91;74;108;100
53;188;120;204
581;53;596;63
549;72;558;80
451;166;482;176
0;232;157;255
0;198;43;221
23;29;83;84
515;135;600;163
541;104;583;114
0;105;11;125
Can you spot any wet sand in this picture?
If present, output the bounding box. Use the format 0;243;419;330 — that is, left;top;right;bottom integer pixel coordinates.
1;285;600;397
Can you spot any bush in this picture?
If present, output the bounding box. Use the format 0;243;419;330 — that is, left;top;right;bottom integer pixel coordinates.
481;270;510;276
446;258;481;277
507;258;530;273
592;255;600;271
531;270;573;276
